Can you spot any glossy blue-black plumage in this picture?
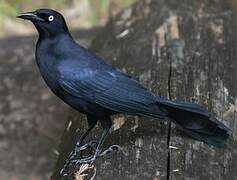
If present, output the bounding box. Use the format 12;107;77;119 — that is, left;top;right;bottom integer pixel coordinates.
36;33;166;118
20;9;230;148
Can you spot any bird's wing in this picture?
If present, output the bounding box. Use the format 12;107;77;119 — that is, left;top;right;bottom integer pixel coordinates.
58;65;165;117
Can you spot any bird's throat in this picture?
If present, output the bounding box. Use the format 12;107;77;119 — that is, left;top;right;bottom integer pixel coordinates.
34;22;70;40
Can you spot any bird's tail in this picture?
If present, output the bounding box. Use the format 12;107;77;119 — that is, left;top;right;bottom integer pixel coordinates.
157;97;230;147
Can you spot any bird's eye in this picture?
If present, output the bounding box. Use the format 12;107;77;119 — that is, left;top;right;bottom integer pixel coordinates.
48;15;54;22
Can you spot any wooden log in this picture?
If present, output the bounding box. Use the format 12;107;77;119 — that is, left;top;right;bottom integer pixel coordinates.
167;1;237;179
52;0;237;179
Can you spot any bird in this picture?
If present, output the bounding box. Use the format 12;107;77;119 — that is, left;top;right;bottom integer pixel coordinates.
17;8;230;173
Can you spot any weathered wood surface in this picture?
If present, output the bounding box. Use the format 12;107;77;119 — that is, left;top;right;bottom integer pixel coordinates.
166;1;237;180
53;0;237;179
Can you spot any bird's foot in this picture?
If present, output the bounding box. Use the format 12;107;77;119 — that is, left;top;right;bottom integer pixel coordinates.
98;145;121;157
74;141;97;154
60;140;97;176
69;140;97;161
75;144;122;164
60;144;121;176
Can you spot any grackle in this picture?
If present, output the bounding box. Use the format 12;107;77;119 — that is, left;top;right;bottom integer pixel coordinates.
17;9;230;174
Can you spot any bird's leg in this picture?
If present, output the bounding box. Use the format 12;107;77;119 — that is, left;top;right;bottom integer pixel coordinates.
78;117;120;164
69;115;98;160
77;120;111;164
60;116;98;176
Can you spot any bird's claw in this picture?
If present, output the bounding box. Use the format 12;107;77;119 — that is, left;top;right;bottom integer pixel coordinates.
75;140;97;152
68;140;97;161
74;144;121;164
98;145;121;156
60;140;98;176
60;144;121;176
75;155;97;164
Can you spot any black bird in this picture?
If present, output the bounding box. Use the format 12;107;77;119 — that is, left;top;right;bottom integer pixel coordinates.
17;8;230;167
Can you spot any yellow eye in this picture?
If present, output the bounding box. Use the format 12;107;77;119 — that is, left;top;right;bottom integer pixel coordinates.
48;15;54;22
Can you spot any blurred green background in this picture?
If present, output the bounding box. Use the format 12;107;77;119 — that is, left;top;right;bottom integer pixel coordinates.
0;0;136;37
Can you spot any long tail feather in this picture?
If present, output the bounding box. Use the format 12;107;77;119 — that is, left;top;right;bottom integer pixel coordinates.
157;97;230;147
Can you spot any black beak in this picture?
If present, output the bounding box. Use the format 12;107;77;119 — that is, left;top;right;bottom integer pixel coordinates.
17;11;44;22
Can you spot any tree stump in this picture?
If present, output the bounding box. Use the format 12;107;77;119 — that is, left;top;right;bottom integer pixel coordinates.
52;0;237;179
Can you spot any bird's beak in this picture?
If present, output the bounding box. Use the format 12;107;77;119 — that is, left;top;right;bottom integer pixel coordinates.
17;11;44;22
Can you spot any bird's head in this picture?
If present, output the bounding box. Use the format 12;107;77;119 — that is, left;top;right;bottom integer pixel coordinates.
17;9;69;38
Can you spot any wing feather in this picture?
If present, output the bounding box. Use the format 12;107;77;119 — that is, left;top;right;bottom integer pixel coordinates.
59;66;166;118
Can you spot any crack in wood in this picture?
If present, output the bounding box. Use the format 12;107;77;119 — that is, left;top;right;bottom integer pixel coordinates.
165;33;173;180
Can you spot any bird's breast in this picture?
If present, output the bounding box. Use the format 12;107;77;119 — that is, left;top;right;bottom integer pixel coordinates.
36;53;61;94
